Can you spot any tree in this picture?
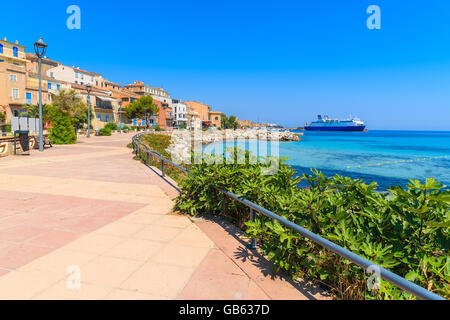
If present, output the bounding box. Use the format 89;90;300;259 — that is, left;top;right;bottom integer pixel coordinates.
21;104;51;124
51;89;89;129
0;111;5;124
52;89;87;116
221;113;239;129
44;89;88;144
126;95;159;128
48;106;77;144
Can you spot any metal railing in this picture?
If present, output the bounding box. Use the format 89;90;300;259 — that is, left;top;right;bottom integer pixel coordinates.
131;132;446;300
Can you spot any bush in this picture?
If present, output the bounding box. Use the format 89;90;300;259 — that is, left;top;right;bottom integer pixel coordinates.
132;134;188;183
175;148;450;300
48;107;77;144
98;127;112;136
104;122;119;131
154;125;162;131
122;125;131;130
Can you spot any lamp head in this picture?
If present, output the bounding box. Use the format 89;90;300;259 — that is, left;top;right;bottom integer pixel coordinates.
34;37;47;58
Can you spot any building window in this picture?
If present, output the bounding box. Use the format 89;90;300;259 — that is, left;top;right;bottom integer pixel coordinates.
50;72;54;78
9;74;17;82
48;82;52;90
26;92;32;104
97;114;101;121
75;72;78;78
105;115;109;122
81;73;84;80
12;88;19;99
57;84;60;90
215;116;219;120
13;47;18;57
75;81;78;84
0;44;3;54
141;119;145;126
133;118;137;126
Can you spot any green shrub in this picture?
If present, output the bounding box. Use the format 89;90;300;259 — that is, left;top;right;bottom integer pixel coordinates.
48;107;76;144
132;134;188;183
122;125;131;130
98;127;112;136
154;125;162;131
6;124;11;132
104;122;119;131
175;148;450;300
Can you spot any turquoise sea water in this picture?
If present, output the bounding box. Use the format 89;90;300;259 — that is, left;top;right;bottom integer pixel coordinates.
204;130;450;190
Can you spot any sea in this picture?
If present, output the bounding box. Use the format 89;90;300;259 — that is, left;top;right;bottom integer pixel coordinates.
203;130;450;190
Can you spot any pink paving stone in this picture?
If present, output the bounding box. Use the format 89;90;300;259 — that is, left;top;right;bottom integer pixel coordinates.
246;280;271;299
178;270;252;300
57;214;120;234
26;230;83;249
0;225;49;242
0;244;53;269
194;248;246;276
193;217;330;300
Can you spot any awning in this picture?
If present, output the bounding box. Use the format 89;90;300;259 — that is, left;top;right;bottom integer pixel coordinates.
95;95;117;103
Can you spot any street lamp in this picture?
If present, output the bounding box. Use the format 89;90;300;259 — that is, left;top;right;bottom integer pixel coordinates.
86;84;92;138
118;101;122;134
34;37;47;152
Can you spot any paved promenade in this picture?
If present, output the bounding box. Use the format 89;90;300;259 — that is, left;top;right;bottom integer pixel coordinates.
0;133;328;300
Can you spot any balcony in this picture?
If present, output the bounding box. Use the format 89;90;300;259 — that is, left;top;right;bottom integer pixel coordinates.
95;103;113;110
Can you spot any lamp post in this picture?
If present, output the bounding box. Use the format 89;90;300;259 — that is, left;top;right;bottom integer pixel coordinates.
86;84;92;138
34;37;47;152
118;101;122;134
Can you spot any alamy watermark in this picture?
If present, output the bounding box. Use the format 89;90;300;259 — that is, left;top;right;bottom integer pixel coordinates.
66;5;81;30
367;264;381;291
367;5;381;30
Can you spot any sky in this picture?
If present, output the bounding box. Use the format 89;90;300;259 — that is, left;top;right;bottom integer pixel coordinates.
1;0;450;130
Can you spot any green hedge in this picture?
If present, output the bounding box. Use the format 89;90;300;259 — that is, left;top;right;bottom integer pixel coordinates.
175;148;450;300
104;122;119;131
98;127;112;136
48;108;76;144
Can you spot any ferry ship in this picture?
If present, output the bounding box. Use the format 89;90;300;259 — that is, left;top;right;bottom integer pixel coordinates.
304;115;366;131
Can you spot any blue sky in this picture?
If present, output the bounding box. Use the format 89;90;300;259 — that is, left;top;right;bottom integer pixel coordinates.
1;0;450;130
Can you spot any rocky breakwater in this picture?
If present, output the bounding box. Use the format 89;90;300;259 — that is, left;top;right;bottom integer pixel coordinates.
165;129;302;164
197;129;302;144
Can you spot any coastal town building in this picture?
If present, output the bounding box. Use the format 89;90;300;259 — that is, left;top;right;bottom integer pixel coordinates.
186;105;201;130
25;54;66;107
125;81;175;128
46;64;100;87
72;83;120;129
0;36;227;132
209;111;222;128
183;101;222;128
0;37;28;122
171;99;187;128
124;81;170;99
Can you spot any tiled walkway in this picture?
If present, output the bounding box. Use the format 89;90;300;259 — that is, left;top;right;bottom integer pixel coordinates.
0;133;328;300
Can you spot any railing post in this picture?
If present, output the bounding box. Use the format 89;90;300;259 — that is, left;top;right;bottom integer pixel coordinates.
161;159;165;177
249;208;257;249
